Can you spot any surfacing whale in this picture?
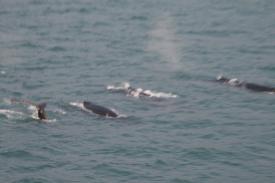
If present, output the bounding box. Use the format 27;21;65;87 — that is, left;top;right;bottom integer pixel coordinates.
10;99;47;120
216;75;275;93
83;101;118;117
36;103;47;120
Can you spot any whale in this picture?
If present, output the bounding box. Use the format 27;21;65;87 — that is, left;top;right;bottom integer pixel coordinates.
11;99;47;120
243;83;275;92
36;103;47;120
216;76;275;93
83;101;118;117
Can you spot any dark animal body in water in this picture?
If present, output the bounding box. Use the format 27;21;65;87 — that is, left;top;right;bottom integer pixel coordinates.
244;83;275;92
36;103;47;120
216;76;275;93
11;99;47;120
83;101;118;117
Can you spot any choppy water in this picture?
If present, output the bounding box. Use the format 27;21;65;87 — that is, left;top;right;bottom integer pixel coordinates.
1;0;275;182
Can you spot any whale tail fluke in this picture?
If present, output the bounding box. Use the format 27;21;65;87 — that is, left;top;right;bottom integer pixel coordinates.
36;103;47;120
11;98;47;120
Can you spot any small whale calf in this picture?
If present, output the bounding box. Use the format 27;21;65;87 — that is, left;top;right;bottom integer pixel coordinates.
216;75;275;93
83;101;118;117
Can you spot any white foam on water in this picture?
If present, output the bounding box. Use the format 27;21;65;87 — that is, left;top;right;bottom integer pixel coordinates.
116;113;128;118
107;82;178;99
0;109;25;119
143;90;178;98
107;82;130;91
28;105;36;111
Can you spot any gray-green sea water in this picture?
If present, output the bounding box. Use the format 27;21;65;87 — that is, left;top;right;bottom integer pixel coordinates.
1;0;275;182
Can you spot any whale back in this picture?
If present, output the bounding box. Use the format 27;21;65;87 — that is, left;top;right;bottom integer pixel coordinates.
83;101;118;117
245;83;275;92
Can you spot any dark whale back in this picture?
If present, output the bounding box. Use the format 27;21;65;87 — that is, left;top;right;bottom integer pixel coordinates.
83;101;118;117
244;83;275;92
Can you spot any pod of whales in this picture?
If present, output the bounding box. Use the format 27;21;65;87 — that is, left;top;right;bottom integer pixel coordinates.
216;75;275;93
5;77;274;121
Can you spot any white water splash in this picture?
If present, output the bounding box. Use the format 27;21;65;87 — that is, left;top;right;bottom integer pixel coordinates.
106;82;130;91
28;105;36;111
107;82;178;99
142;90;178;98
147;13;182;70
0;109;25;119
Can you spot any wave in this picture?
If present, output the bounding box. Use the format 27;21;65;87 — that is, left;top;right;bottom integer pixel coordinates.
107;82;178;99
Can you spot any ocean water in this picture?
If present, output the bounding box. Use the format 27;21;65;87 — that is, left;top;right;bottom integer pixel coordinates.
1;0;275;182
